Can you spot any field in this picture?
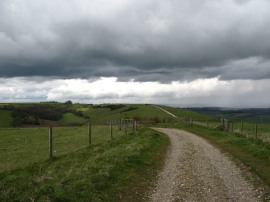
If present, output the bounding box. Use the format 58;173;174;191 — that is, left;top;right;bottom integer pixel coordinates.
0;126;169;201
0;103;178;127
0;104;176;200
0;125;129;171
186;118;270;143
159;105;215;121
187;107;270;124
1;103;270;200
81;104;174;124
59;113;87;125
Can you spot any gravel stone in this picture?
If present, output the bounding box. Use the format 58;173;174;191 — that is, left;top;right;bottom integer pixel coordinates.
149;128;269;202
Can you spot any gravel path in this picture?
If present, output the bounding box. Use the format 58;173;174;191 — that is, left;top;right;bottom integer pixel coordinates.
154;106;177;118
150;128;267;202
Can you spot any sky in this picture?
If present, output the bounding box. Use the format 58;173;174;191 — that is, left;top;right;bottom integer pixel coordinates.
0;0;270;107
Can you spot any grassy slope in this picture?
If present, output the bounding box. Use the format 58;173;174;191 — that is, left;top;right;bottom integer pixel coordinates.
159;105;216;120
1;104;184;126
59;113;87;125
0;128;169;201
0;110;13;127
83;104;173;124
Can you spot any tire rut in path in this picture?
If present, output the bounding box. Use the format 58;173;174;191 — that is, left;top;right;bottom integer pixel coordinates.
150;128;266;202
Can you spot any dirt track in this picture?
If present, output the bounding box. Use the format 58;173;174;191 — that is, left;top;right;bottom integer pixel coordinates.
150;128;268;202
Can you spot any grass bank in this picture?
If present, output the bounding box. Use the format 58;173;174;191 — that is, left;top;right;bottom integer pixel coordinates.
161;122;270;187
0;127;169;201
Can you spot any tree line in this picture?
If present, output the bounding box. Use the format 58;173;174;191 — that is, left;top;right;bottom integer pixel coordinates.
0;103;84;127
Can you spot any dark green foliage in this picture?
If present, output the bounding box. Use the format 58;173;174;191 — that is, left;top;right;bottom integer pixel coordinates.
64;100;73;105
92;104;125;111
0;104;85;127
10;105;67;126
120;106;138;113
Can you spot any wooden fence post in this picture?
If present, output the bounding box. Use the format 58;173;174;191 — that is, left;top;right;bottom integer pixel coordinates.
119;119;122;131
110;122;113;140
135;120;137;132
125;121;127;135
88;122;92;146
241;122;244;135
226;120;229;132
255;123;258;140
231;122;234;133
49;127;53;160
221;118;224;129
132;120;135;134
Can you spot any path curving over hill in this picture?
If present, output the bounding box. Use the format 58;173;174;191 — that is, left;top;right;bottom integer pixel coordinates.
150;128;267;201
154;106;177;118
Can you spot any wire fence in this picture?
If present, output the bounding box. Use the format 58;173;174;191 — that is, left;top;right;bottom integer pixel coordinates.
0;119;137;171
179;117;270;143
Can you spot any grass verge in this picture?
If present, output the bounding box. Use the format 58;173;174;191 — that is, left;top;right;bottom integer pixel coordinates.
0;127;169;201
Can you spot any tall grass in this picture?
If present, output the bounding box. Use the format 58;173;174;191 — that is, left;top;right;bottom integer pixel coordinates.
0;125;127;171
0;128;169;201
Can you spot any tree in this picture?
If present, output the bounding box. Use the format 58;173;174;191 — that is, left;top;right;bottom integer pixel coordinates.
65;100;73;105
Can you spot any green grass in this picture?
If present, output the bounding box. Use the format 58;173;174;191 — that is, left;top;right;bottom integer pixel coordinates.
82;104;174;124
0;125;128;171
0;110;13;127
160;122;270;187
0;128;169;201
59;113;87;125
159;105;216;121
230;121;270;143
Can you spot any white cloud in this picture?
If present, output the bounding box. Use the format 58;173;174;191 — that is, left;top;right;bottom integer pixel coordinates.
0;77;269;107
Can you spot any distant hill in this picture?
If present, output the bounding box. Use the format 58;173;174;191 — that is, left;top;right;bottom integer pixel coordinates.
186;107;270;124
0;103;214;127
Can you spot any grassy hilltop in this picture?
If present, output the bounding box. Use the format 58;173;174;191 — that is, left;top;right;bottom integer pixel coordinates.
0;103;212;127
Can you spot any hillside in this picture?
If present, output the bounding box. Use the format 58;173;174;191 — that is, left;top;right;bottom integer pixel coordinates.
0;127;169;201
0;103;213;127
187;107;270;124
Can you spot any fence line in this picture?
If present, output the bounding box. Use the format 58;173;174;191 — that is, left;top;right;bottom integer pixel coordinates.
184;117;269;143
49;127;53;160
47;119;138;159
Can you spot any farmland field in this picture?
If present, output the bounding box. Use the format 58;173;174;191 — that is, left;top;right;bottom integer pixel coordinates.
81;104;174;124
0;125;128;171
0;127;169;201
159;105;216;121
59;113;87;125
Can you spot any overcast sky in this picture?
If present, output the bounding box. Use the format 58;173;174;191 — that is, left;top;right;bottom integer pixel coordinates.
0;0;270;107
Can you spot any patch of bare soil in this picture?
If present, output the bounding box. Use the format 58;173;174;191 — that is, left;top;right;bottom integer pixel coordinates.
150;128;269;202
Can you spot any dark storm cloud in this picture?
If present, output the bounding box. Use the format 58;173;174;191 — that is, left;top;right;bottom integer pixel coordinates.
1;0;270;81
